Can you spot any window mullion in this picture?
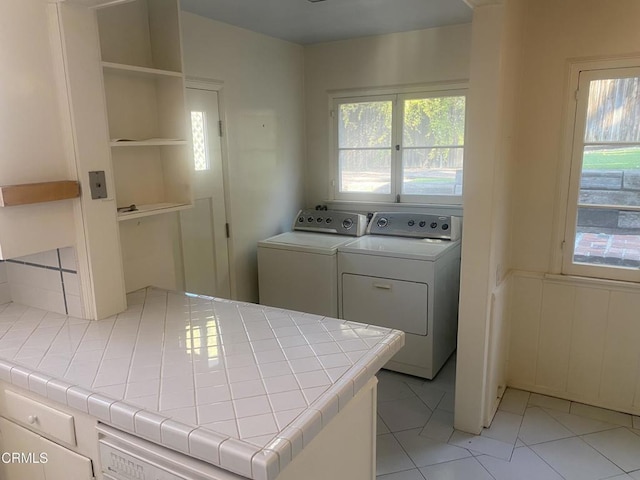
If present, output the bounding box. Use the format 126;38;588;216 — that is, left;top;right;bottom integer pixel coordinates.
563;71;593;275
392;95;403;201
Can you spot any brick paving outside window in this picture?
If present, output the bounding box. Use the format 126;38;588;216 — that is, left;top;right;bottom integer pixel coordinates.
574;232;640;267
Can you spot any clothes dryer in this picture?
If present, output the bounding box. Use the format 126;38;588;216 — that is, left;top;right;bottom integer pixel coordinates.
338;212;461;379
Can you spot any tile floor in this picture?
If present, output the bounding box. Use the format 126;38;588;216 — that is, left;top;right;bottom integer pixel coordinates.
376;356;640;479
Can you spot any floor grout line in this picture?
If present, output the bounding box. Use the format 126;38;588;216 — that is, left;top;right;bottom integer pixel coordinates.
376;366;640;480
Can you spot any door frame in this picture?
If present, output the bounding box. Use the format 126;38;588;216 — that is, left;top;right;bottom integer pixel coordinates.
185;77;236;300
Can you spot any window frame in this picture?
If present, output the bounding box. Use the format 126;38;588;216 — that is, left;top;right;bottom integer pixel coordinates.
329;84;468;205
397;90;467;205
332;94;398;203
561;64;640;283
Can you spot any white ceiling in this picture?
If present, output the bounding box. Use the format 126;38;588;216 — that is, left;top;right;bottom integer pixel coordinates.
180;0;473;45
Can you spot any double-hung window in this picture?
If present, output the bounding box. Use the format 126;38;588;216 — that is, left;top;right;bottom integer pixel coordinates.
563;65;640;282
332;88;466;204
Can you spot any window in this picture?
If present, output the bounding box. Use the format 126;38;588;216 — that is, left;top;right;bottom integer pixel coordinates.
333;89;466;204
191;111;210;171
563;66;640;282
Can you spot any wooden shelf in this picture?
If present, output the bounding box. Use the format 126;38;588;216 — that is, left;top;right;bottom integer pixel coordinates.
110;139;187;147
102;61;182;79
0;181;80;207
117;202;191;221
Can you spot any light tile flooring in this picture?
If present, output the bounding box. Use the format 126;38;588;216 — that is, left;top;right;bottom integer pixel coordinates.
376;356;640;480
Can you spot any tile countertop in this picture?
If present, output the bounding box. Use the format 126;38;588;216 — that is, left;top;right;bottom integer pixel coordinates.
0;287;404;480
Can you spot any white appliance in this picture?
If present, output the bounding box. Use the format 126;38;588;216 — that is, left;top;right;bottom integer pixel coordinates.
257;209;367;317
98;424;241;480
338;212;461;379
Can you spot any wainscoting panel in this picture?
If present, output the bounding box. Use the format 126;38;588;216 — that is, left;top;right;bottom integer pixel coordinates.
508;272;640;415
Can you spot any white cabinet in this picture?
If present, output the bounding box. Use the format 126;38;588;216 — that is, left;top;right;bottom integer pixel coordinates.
0;418;45;480
0;384;98;480
0;418;93;480
42;437;93;480
4;390;77;447
96;0;192;221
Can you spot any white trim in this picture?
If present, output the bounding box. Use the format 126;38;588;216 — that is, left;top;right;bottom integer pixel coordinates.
323;200;464;216
328;81;468;99
464;0;503;8
551;55;640;274
185;76;224;91
554;57;640;284
331;94;396;203
544;272;640;293
397;89;466;206
329;84;468;205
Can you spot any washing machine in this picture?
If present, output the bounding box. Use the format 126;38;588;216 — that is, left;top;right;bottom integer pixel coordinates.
338;212;461;379
258;209;367;317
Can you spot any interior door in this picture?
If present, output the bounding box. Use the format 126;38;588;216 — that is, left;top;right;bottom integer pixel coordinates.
181;87;231;298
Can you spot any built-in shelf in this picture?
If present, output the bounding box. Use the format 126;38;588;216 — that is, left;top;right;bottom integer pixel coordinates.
0;181;80;207
117;202;191;221
110;139;187;147
102;61;182;79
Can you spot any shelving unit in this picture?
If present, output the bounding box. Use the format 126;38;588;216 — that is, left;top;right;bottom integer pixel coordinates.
97;0;192;221
102;61;182;79
117;203;191;221
110;140;187;147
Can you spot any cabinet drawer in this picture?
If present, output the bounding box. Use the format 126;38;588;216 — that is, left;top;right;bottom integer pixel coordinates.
4;390;76;446
342;274;428;335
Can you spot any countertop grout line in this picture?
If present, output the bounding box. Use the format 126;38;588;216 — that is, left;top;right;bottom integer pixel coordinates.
0;288;405;480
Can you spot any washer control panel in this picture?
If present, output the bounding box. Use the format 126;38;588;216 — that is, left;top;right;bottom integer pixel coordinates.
367;212;461;240
293;209;367;236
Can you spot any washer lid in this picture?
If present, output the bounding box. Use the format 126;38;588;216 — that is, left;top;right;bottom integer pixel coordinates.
258;231;355;255
338;236;460;260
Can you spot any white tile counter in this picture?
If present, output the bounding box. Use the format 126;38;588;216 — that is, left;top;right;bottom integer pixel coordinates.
0;288;404;479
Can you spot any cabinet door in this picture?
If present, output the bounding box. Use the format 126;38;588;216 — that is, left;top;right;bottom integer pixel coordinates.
41;436;93;480
0;417;46;480
0;417;93;480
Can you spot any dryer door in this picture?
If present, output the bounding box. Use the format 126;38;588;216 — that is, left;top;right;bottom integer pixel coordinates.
342;274;428;335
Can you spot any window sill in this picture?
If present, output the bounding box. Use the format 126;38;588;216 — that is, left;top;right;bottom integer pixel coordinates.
323;200;464;215
544;272;640;292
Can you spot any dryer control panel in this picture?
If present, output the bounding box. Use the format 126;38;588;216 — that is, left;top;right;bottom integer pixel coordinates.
293;209;367;236
367;212;461;240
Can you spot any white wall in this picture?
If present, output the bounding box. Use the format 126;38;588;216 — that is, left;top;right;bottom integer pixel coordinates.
454;0;525;434
181;13;305;302
511;0;640;273
507;0;640;412
0;0;77;260
303;24;472;206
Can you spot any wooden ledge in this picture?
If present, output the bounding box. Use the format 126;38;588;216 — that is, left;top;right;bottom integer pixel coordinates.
0;181;80;207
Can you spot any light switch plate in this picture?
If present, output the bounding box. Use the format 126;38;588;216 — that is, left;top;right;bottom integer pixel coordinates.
89;171;107;199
